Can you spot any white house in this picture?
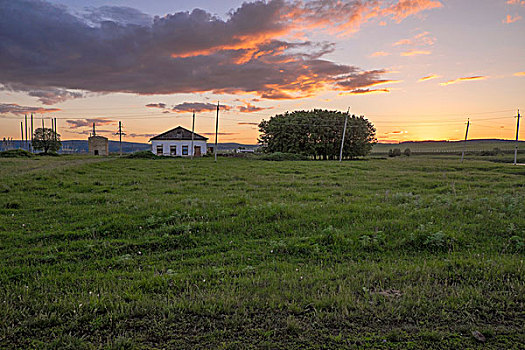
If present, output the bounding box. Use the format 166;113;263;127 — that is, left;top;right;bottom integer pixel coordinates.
150;126;208;157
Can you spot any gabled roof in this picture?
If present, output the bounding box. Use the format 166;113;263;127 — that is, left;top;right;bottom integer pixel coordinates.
149;126;208;141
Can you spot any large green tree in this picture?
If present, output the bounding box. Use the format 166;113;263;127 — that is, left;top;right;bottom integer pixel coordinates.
258;110;376;159
32;128;61;154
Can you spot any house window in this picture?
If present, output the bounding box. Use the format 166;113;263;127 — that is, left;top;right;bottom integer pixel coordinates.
182;145;189;155
170;145;176;156
156;145;163;155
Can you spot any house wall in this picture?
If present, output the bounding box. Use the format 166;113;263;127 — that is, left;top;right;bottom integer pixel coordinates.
151;140;208;156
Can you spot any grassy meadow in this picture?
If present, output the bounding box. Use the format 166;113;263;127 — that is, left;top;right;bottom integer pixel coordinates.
0;155;524;349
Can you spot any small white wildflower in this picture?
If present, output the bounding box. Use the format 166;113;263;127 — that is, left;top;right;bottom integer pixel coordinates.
270;250;274;253
203;279;206;282
138;251;142;255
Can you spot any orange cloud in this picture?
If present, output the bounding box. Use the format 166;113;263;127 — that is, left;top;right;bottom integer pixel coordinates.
401;50;431;56
393;31;435;46
440;76;488;86
238;102;273;113
506;0;525;5
418;74;440;82
383;0;443;22
503;14;522;23
341;88;390;95
514;71;525;76
371;51;391;57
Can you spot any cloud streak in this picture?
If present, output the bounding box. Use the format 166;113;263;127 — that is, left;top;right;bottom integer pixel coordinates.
503;14;522;23
418;74;440;82
401;50;431;56
0;103;60;115
172;102;231;113
66;118;115;129
440;76;488;86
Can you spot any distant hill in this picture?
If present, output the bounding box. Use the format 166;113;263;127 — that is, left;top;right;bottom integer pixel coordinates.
0;140;259;154
373;139;524;153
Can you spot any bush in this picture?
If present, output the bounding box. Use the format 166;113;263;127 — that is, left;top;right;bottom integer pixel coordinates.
404;148;412;156
259;152;308;161
126;151;159;159
36;151;60;157
388;148;402;157
0;149;34;158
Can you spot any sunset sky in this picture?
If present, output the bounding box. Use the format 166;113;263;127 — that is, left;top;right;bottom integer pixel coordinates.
1;0;524;144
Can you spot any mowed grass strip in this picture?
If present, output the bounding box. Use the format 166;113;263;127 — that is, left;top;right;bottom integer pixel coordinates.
0;156;523;349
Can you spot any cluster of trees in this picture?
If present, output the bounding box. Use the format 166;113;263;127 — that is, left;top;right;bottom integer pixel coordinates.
258;110;376;160
389;148;411;157
32;128;61;153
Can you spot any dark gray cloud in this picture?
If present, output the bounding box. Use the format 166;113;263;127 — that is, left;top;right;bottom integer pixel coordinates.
82;6;152;26
1;84;84;105
0;1;440;101
66;118;115;129
172;102;231;113
0;103;60;115
145;103;167;109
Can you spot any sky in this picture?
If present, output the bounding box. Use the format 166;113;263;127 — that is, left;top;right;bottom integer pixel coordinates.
0;0;524;144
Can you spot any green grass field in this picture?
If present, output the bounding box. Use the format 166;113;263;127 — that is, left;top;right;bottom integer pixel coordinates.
1;156;524;349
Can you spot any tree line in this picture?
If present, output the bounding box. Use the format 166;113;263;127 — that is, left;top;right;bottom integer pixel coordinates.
258;110;376;160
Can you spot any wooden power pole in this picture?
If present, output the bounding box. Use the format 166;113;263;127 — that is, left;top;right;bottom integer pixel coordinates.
24;114;28;150
215;102;219;162
514;109;521;165
461;118;470;163
30;113;33;152
20;122;24;149
119;121;123;156
339;108;349;162
191;111;195;160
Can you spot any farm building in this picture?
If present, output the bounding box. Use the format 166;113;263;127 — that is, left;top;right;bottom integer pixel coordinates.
88;136;109;156
88;123;109;156
150;126;208;157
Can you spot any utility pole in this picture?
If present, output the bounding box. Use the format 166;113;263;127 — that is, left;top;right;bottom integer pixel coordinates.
191;111;195;160
461;118;470;163
514;109;521;165
24;114;28;150
30;113;33;152
119;121;123;156
339;108;349;162
20;122;24;149
215;101;219;162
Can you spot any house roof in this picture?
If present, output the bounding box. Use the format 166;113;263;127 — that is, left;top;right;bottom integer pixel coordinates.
149;126;208;141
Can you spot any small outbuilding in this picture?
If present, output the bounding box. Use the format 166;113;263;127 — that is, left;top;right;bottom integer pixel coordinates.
150;126;208;157
88;124;109;156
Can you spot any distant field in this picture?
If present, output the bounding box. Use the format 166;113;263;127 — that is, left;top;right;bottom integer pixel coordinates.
373;139;524;154
0;156;523;349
